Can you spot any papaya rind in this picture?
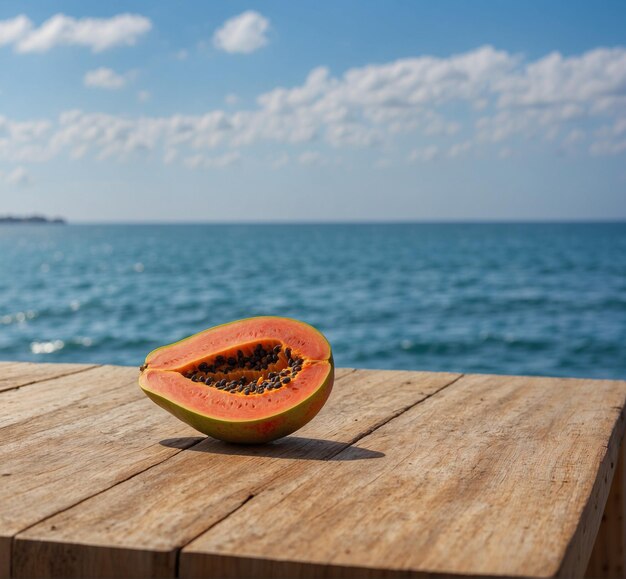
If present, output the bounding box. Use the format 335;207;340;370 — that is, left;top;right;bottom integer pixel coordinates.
139;361;334;444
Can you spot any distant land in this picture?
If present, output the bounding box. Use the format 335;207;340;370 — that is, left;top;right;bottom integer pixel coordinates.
0;215;66;224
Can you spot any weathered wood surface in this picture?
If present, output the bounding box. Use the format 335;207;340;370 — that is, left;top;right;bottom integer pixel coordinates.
181;374;626;579
586;442;626;578
0;364;200;579
12;369;458;579
0;361;96;393
1;363;625;579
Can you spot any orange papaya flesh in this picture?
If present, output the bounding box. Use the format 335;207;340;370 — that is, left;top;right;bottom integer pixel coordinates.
138;316;334;444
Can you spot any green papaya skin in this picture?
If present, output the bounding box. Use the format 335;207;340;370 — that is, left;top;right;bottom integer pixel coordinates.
140;363;334;444
138;317;334;444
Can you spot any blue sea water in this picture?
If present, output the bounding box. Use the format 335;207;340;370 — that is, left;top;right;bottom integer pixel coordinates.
0;223;625;379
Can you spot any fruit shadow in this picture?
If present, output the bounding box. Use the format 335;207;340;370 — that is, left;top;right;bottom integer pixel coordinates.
160;436;384;461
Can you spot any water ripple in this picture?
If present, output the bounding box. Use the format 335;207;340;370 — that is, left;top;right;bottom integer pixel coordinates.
0;223;625;379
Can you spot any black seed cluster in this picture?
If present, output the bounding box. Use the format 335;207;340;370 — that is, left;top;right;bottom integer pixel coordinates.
185;344;281;378
182;343;304;396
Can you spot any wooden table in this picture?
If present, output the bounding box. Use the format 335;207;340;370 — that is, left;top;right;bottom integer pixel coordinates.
1;361;626;579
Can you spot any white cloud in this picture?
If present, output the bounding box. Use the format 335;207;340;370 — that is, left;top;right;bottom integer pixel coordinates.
184;154;204;169
272;153;289;169
213;11;269;54
175;49;188;60
6;165;31;185
447;140;472;158
225;93;240;106
473;98;489;111
588;117;626;155
0;15;32;46
298;150;322;165
1;45;626;169
408;146;439;163
184;151;241;168
589;139;626;156
84;68;129;90
423;117;461;137
0;13;151;53
563;129;585;145
614;118;626;136
163;149;178;164
497;48;626;108
137;90;151;103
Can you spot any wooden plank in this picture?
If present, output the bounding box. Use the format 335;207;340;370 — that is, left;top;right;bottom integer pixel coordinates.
0;365;202;579
585;440;626;578
0;361;98;393
13;369;460;579
0;365;134;431
180;373;626;579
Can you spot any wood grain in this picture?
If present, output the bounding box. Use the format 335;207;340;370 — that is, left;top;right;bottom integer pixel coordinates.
4;363;626;579
585;440;626;578
0;365;133;431
0;365;201;579
0;362;98;393
13;369;460;579
180;373;626;579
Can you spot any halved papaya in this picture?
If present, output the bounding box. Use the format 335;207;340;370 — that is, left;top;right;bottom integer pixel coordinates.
139;316;334;443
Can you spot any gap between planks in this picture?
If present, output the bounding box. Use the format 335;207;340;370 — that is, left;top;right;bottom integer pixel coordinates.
2;363;195;579
173;493;256;579
10;369;463;579
9;434;204;576
0;363;101;393
171;372;465;579
8;426;206;579
8;368;360;566
178;374;626;579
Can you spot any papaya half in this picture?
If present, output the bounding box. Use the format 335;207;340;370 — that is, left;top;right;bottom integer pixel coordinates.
138;316;334;443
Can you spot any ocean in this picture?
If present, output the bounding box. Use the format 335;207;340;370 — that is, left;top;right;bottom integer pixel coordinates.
1;223;625;379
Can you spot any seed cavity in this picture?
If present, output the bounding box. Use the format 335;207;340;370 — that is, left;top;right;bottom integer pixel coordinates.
182;342;304;397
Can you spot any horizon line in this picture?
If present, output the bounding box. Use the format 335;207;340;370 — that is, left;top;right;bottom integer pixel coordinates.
53;218;626;225
3;217;626;226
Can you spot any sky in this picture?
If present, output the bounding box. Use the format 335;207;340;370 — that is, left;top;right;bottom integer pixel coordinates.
1;0;625;222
